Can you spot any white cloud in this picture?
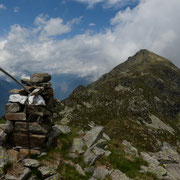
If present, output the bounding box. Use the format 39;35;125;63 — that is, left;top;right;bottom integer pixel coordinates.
0;0;180;80
89;23;96;26
0;4;6;10
13;6;20;13
34;14;82;41
73;0;139;8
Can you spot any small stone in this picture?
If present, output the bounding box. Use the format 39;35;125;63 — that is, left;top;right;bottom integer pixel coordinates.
0;131;8;145
93;166;110;179
38;166;56;178
75;164;85;176
104;151;111;157
103;133;110;141
3;121;13;133
83;126;104;148
23;158;40;168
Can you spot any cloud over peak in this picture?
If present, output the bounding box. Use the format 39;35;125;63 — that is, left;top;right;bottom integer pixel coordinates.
0;0;180;81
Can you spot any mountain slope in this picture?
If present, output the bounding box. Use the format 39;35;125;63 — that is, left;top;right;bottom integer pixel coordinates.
55;49;180;152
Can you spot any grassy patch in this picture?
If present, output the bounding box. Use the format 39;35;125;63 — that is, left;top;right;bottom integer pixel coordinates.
58;163;89;180
0;117;6;124
2;161;13;174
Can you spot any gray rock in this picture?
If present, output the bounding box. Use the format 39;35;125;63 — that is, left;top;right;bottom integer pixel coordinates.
84;149;97;165
110;169;130;180
55;125;71;134
0;131;8;145
83;126;103;148
164;163;180;179
23;159;40;168
44;174;59;180
154;142;180;164
38;166;56;178
71;138;85;154
104;151;111;157
46;126;62;148
75;164;85;176
141;152;159;168
122;140;138;157
103;133;110;141
6;103;21;113
3;121;13;133
93;147;105;156
93;166;110;179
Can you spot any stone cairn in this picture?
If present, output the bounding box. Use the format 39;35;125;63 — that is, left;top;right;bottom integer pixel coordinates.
1;73;57;152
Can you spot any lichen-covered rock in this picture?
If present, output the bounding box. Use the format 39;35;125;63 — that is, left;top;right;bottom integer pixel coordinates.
44;174;59;180
71;138;85;154
23;159;40;168
122;140;138;157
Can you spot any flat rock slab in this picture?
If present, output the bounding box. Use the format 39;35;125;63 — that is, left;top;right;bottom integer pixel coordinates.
30;73;51;83
5;113;26;121
38;166;56;178
9;132;46;148
83;126;103;148
14;122;51;135
23;159;40;168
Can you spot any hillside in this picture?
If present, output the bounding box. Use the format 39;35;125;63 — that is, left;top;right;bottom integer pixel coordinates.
55;49;180;152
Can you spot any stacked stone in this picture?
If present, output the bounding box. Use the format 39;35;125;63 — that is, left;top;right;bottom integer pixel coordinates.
4;73;56;151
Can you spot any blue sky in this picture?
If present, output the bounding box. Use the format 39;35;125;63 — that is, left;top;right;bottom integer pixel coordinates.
0;0;179;81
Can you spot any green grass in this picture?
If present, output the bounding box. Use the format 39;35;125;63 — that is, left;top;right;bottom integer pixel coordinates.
2;161;13;174
0;117;6;124
58;163;89;180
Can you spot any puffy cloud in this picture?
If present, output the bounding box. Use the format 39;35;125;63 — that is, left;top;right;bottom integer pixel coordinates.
73;0;139;8
0;4;6;10
0;0;180;80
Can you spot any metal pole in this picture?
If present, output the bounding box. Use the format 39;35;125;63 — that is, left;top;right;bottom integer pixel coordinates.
0;67;30;94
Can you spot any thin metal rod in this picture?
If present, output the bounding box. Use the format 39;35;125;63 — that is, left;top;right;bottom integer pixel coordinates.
0;67;30;94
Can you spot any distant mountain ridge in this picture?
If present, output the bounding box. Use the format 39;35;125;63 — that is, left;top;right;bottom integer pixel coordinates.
56;49;180;152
